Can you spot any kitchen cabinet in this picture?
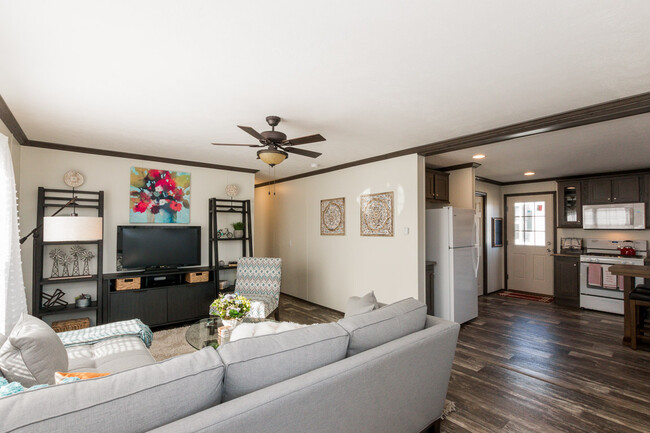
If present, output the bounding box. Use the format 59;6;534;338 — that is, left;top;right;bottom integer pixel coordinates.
583;176;640;205
554;255;580;308
425;169;450;203
557;181;582;228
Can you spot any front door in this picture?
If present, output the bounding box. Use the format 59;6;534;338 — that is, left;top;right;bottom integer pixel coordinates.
506;194;554;295
474;194;485;296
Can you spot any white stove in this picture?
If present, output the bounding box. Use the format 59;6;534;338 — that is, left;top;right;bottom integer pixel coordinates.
579;239;647;314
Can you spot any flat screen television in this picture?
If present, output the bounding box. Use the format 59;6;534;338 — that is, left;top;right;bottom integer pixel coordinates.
117;226;201;270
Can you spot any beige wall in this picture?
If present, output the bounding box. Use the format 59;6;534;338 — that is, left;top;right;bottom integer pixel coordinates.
476;180;504;293
18;146;255;318
254;154;423;312
449;167;476;210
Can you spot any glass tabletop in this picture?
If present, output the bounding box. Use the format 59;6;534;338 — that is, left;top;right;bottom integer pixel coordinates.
185;317;272;350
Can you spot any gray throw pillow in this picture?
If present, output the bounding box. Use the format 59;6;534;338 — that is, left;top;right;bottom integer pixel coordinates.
0;314;68;386
344;291;379;317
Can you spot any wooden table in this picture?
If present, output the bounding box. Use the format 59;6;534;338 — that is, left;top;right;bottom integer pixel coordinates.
608;264;650;346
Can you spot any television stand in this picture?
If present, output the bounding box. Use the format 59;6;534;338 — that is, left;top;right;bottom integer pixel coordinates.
103;266;216;328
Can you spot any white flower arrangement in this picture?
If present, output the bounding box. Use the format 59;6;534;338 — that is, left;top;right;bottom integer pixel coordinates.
209;293;251;319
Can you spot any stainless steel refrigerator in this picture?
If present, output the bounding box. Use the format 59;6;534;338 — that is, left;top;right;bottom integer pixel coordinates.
426;207;479;324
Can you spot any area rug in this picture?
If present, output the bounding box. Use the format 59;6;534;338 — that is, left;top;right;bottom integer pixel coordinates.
150;325;457;416
498;291;553;303
150;325;194;361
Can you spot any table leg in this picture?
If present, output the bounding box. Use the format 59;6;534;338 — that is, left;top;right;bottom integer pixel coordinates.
623;276;634;346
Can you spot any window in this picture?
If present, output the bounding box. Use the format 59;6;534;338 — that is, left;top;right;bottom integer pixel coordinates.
514;201;545;246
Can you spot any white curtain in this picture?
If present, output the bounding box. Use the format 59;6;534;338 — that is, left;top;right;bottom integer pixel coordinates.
0;134;27;335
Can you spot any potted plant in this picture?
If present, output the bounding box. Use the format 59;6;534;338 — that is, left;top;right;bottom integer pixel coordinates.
232;222;244;239
209;293;251;328
75;293;91;308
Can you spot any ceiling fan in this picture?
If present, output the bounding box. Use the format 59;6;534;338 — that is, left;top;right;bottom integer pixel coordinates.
212;116;325;167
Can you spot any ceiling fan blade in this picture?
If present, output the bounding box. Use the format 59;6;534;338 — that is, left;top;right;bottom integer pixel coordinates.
237;125;265;141
211;143;262;147
284;147;322;158
284;134;326;146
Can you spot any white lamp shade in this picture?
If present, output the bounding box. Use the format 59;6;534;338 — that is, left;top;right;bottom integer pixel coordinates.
43;217;103;242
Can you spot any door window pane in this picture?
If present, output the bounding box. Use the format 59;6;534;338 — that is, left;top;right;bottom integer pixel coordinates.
514;201;546;246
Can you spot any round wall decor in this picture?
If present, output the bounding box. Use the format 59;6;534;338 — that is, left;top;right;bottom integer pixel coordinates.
225;184;240;198
63;170;85;188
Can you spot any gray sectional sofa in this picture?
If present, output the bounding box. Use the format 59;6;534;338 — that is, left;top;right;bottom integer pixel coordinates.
0;298;459;433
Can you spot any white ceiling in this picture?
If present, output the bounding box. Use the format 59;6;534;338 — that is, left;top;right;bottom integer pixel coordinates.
426;113;650;183
1;1;649;182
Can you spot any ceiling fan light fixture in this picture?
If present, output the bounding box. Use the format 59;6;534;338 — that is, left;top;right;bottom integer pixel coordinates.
257;148;288;167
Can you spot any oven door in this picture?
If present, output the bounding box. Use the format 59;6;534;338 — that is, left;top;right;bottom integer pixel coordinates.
580;260;642;300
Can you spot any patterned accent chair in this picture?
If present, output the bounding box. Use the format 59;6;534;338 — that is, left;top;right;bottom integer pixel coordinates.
235;257;282;320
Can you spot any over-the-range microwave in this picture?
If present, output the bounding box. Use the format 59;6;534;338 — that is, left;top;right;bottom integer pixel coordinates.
582;203;646;230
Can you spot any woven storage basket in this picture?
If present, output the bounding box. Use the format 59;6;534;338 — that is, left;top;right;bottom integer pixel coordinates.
185;272;209;283
116;277;141;291
52;317;90;333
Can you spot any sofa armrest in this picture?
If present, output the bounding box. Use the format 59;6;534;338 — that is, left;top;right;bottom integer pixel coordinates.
150;318;460;433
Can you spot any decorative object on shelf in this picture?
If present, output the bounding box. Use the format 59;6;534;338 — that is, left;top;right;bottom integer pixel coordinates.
320;197;345;236
61;253;73;277
63;170;85;216
225;184;240;210
130;167;191;224
42;289;68;310
560;237;582;253
185;272;209;284
491;217;504;248
115;277;141;291
49;248;65;278
209;293;251;329
360;191;394;237
51;317;90;333
225;184;240;198
63;170;85;188
217;228;234;239
218;260;226;267
232;222;244;238
79;249;95;275
218;280;230;290
75;294;91;308
69;245;86;276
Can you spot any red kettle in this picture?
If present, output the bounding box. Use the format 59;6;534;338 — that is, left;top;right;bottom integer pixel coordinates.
618;241;636;256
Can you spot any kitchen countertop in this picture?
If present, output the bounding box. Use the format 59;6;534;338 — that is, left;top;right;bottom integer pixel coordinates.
551;252;582;257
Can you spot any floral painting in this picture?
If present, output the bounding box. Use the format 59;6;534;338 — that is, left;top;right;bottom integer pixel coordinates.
129;167;191;223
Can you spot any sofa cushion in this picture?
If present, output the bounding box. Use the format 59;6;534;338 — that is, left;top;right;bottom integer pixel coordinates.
344;291;379;317
337;297;427;357
0;314;68;386
66;335;155;372
218;322;349;401
0;347;224;433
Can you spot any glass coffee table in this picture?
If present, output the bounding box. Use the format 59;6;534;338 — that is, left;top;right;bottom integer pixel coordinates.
185;317;272;350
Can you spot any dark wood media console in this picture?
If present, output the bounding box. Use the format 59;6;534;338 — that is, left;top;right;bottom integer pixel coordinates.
103;266;216;328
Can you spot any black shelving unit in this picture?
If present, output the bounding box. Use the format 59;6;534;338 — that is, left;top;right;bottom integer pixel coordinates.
32;187;104;324
208;198;253;292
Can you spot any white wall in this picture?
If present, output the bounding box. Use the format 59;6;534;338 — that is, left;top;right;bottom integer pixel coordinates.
18;146;255;316
0;120;21;189
254;154;422;312
476;180;503;293
449;167;476;209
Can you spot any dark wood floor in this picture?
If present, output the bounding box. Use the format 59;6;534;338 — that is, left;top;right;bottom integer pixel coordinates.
280;293;650;433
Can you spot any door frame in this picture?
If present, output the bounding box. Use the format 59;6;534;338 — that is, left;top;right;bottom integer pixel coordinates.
503;191;557;291
475;191;488;296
